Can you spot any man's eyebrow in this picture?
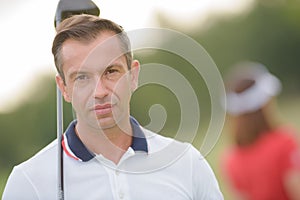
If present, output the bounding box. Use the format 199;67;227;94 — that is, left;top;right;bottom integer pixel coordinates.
106;63;125;70
66;62;126;79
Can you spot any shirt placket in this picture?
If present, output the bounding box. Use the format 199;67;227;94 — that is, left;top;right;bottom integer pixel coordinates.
95;149;135;200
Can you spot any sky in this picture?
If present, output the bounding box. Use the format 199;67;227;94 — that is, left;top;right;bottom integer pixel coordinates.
0;0;253;113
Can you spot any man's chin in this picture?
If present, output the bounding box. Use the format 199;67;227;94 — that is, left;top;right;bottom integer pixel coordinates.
96;117;118;130
88;111;127;130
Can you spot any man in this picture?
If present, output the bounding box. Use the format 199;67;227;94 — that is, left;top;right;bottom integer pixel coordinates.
3;14;223;199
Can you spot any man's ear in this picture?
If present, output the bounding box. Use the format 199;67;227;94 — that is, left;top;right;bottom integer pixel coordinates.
130;60;140;92
55;75;71;102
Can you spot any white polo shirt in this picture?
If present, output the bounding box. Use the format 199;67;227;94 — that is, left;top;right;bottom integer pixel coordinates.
3;117;223;200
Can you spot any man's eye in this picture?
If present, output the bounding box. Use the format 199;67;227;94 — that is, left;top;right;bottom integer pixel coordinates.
75;74;89;81
104;68;122;80
106;68;119;74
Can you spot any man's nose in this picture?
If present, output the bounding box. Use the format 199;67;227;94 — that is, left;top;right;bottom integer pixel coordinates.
94;78;109;99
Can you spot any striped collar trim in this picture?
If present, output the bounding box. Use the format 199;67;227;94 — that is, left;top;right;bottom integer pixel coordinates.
61;117;148;162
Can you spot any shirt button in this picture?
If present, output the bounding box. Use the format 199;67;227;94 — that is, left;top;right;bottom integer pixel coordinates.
115;170;120;176
119;191;124;199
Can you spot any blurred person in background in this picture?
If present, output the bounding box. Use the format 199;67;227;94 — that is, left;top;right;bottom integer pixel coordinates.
221;61;300;200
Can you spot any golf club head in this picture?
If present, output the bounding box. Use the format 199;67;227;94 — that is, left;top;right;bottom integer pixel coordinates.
55;0;100;27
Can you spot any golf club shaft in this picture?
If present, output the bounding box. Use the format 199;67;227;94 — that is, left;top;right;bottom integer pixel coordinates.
57;88;64;200
54;1;100;199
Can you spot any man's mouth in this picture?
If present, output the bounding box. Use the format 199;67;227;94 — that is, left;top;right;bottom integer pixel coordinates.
93;104;113;115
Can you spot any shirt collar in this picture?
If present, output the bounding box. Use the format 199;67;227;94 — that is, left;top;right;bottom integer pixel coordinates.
61;116;148;162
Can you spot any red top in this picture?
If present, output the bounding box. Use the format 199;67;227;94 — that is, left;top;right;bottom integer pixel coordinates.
222;127;300;200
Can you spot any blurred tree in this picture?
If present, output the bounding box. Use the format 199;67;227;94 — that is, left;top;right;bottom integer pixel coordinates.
0;74;73;169
155;0;300;94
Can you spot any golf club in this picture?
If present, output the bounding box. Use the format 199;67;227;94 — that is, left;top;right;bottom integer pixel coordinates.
54;0;100;199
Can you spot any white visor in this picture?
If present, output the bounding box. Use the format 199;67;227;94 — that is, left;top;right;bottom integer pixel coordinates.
224;63;282;116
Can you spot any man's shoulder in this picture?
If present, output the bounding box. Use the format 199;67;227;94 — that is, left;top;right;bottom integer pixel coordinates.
3;140;58;200
141;127;201;158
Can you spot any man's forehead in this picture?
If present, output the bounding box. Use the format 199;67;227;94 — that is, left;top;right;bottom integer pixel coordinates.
62;31;122;55
62;32;126;74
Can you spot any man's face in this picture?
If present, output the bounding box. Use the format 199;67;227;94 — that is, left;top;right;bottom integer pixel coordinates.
56;31;139;130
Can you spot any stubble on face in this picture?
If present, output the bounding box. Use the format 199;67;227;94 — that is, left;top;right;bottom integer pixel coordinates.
60;32;136;134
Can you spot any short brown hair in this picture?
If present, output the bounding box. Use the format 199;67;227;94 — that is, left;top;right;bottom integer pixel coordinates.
52;14;132;82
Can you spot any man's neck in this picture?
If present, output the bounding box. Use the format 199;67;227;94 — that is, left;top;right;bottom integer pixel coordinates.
75;118;133;164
